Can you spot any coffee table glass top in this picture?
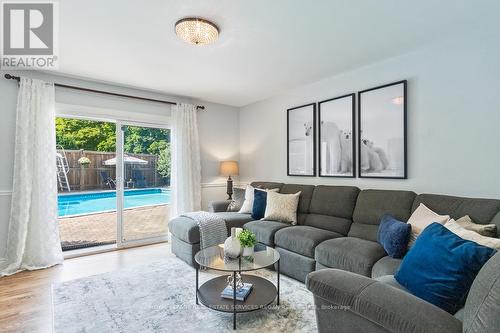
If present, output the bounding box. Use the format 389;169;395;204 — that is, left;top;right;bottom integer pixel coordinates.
195;244;280;272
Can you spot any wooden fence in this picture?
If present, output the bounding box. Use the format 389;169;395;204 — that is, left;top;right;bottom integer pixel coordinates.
57;150;168;192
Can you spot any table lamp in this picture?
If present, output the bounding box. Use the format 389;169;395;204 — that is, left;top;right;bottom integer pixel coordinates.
219;161;239;200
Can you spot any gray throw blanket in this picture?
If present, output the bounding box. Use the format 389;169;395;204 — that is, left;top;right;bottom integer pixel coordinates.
182;211;227;249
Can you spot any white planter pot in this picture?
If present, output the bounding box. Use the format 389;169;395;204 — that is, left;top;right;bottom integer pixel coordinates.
242;246;254;257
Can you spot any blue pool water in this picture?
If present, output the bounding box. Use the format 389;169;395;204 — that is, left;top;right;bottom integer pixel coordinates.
58;188;170;217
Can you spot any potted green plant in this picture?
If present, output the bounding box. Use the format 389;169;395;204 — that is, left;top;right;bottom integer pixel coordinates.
238;229;257;256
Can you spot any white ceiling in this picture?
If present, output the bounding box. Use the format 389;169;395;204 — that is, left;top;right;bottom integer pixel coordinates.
57;0;499;107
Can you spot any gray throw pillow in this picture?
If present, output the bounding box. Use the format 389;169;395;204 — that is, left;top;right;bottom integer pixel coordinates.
456;215;497;237
227;187;245;212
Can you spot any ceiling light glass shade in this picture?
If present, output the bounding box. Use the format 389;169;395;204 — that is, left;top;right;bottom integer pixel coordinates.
175;18;219;45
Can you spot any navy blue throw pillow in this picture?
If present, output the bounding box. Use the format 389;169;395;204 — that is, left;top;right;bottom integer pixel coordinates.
251;189;267;220
377;214;411;259
395;223;496;314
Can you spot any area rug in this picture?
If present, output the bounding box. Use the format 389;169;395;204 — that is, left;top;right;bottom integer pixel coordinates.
52;254;317;332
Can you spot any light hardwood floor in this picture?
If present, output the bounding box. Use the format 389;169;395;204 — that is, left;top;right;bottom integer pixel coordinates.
0;243;170;333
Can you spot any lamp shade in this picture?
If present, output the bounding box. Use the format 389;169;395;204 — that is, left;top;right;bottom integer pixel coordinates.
219;161;239;177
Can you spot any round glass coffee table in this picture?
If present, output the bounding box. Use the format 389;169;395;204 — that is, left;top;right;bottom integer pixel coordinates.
194;244;280;330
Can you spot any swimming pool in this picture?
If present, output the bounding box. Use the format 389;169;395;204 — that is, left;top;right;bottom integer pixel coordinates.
58;188;170;217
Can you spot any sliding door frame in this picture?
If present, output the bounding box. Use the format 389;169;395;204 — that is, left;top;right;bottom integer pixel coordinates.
116;120;171;249
56;111;171;253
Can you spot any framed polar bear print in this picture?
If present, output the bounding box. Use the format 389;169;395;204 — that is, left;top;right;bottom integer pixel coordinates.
287;103;316;176
318;94;355;177
358;80;407;179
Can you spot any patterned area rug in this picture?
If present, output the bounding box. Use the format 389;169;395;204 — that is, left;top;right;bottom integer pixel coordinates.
52;255;317;332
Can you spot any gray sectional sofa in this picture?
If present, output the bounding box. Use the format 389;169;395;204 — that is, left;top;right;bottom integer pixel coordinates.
168;181;500;332
169;181;500;281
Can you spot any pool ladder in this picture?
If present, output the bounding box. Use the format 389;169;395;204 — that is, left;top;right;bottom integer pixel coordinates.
56;145;71;192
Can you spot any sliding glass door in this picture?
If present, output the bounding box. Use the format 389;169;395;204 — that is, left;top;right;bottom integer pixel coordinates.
56;116;170;251
56;117;118;251
116;122;171;247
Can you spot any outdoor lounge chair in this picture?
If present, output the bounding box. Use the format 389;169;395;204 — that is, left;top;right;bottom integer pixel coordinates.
100;171;116;189
132;169;146;188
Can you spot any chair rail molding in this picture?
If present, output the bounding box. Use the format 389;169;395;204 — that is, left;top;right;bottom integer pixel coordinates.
201;182;245;188
201;182;227;188
0;190;12;196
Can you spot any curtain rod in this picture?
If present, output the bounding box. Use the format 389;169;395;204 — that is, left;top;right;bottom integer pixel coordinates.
3;73;205;110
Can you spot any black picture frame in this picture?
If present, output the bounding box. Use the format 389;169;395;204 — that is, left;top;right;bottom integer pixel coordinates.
318;93;355;178
358;80;407;179
287;103;316;177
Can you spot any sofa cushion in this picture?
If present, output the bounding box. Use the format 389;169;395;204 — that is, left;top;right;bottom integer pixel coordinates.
169;216;199;244
280;184;315;213
371;256;403;279
243;220;290;246
350;189;416;242
412;193;500;228
304;214;353;236
304;185;360;234
277;184;315;225
169;212;252;244
275;226;342;258
315;237;387;277
375;275;407;292
275;247;316;282
250;181;284;191
212;212;254;228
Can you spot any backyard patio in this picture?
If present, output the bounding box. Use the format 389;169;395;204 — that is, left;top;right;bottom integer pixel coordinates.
59;204;169;250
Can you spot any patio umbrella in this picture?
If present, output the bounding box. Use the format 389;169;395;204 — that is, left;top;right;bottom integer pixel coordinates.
103;155;148;166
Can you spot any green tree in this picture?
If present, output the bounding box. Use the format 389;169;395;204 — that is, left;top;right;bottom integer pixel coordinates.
157;143;171;180
56;118;116;151
56;118;171;181
123;126;170;154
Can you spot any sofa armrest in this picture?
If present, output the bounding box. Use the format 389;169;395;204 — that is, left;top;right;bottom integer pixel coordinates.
306;269;462;333
208;200;231;213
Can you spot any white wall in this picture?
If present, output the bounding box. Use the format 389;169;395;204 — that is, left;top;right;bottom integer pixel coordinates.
0;70;239;255
198;101;240;206
239;32;500;199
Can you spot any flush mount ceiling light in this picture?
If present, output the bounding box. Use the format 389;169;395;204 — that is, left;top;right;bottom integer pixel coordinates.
175;17;219;45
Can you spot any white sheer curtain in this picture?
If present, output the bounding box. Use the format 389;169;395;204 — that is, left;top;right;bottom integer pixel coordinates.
0;77;63;276
170;103;202;217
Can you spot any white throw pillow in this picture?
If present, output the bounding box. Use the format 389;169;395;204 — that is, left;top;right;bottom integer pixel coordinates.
407;203;450;247
445;219;500;250
238;185;256;214
238;185;279;214
264;191;301;225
